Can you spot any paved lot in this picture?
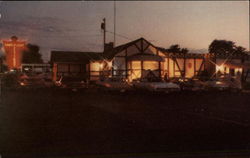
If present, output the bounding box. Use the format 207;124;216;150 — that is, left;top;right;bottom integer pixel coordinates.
1;88;250;158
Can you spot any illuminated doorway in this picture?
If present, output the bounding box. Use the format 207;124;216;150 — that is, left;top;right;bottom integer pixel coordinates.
131;61;141;80
142;61;159;78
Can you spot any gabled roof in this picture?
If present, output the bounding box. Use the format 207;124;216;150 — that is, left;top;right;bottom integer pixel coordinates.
104;38;141;59
104;37;161;59
50;51;105;63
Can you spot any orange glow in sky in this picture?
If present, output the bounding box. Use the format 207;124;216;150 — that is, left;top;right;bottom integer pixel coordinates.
0;1;249;61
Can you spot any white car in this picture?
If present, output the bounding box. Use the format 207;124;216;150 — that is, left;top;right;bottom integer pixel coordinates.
204;77;241;91
204;80;230;91
96;78;132;92
133;80;180;93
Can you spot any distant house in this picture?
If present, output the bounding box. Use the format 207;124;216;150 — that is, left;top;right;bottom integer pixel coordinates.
50;51;110;81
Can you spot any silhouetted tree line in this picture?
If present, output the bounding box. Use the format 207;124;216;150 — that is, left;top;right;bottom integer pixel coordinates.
209;39;248;55
163;39;248;56
166;44;189;54
22;44;43;64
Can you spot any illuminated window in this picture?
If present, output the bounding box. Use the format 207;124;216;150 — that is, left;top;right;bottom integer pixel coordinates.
131;61;141;80
90;62;100;71
143;61;159;70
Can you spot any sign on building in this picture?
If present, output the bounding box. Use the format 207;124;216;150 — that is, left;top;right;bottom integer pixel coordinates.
2;36;26;70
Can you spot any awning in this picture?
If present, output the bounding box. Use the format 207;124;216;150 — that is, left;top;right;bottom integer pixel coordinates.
127;53;165;62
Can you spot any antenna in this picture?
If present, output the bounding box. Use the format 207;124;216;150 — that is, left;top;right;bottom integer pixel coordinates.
114;0;116;47
101;18;106;51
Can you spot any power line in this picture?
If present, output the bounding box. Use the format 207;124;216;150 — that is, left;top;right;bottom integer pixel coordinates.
106;30;157;44
106;30;133;41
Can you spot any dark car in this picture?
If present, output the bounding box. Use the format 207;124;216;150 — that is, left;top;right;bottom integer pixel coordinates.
181;79;206;91
55;76;87;90
19;78;45;88
96;77;132;92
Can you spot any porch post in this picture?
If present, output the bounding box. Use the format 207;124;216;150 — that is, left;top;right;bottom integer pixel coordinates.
141;61;143;79
125;48;128;78
167;56;170;78
194;58;196;76
158;61;161;78
183;54;186;78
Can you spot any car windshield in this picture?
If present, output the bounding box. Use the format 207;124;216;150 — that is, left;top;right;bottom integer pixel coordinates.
61;77;84;82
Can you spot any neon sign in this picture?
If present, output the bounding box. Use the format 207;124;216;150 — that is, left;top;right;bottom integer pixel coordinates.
2;36;26;69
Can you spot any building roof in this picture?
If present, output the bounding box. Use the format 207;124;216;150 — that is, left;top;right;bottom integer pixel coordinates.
50;51;105;63
104;37;161;59
104;37;206;59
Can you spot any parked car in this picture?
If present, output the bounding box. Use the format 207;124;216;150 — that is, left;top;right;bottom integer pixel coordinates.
132;78;180;93
55;76;86;90
18;73;54;88
96;78;132;92
204;80;230;91
18;77;45;88
181;79;206;91
204;77;241;92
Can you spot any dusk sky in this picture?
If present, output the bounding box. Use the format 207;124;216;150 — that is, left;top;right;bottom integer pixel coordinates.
0;1;249;62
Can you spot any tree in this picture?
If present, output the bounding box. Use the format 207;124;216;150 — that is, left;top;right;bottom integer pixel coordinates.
167;44;181;53
208;39;235;55
234;46;247;55
22;44;43;64
181;48;189;54
166;44;189;54
209;39;248;56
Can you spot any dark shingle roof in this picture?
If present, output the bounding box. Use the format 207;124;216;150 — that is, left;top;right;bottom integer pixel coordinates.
104;37;160;59
104;38;143;59
50;51;105;63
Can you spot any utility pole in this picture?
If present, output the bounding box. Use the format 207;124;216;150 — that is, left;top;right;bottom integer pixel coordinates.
114;0;116;47
101;18;106;51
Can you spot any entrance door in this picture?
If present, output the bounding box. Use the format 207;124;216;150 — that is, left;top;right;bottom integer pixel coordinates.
142;61;159;79
131;61;141;80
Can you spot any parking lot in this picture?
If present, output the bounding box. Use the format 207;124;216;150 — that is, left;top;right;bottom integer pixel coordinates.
1;88;250;158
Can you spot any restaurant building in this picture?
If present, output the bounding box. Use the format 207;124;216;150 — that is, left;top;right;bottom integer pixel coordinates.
105;38;206;81
50;37;207;82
